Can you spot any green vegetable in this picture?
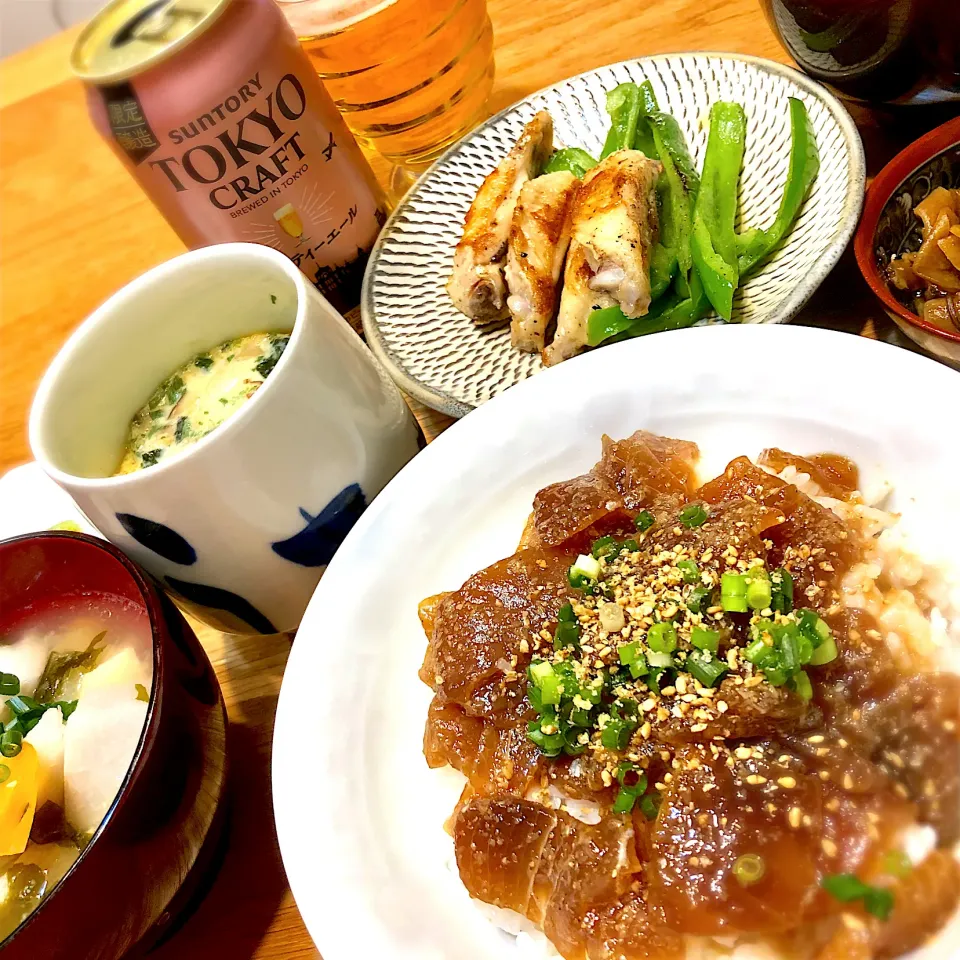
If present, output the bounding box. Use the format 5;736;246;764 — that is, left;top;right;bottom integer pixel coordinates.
544;147;597;178
770;567;794;613
733;853;766;887
686;584;712;615
591;535;620;560
638;790;661;820
0;728;23;758
678;503;708;528
635;510;655;532
140;450;162;469
746;577;772;612
789;669;813;701
270;294;278;304
677;559;700;584
618;641;648;678
620;538;640;554
0;673;20;696
821;874;895;921
736;98;819;277
193;355;213;369
690;102;747;320
174;416;190;443
612;763;648;813
690;627;720;654
0;764;9;784
882;850;912;878
808;633;838;665
721;573;749;613
569;553;602;590
647;622;677;654
646;651;675;669
686;651;728;688
34;632;106;703
554;615;581;651
255;335;290;380
601;717;636;751
601;83;643;159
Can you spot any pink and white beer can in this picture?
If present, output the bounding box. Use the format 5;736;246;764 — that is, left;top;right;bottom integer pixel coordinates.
72;0;389;312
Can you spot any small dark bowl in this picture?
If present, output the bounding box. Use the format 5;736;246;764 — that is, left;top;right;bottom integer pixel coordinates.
854;116;960;365
0;532;228;960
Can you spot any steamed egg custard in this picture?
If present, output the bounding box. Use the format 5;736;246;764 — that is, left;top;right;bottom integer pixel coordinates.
0;608;152;939
115;331;290;475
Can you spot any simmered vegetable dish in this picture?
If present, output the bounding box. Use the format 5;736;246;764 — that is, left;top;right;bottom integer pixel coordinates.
419;431;959;959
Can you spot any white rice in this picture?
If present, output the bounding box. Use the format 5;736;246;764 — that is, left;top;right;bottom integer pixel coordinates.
459;459;960;959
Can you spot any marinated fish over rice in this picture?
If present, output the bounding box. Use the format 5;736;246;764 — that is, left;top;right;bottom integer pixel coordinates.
418;430;960;960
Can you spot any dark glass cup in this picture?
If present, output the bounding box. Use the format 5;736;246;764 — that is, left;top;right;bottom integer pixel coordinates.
762;0;960;105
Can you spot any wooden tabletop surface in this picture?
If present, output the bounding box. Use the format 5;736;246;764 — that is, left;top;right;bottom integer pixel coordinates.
0;1;951;956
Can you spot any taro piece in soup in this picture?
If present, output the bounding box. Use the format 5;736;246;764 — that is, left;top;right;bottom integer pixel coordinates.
115;331;291;475
0;602;152;940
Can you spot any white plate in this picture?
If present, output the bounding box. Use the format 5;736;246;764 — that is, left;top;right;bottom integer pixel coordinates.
0;462;101;540
362;53;865;417
273;324;960;960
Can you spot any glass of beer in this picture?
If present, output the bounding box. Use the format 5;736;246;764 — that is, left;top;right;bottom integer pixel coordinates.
276;0;496;167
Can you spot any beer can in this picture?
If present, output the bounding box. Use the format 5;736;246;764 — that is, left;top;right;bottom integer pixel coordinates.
72;0;389;313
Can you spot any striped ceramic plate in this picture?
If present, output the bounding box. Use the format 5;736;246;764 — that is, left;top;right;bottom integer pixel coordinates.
362;53;865;417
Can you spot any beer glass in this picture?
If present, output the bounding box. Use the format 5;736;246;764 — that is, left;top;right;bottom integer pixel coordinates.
276;0;496;167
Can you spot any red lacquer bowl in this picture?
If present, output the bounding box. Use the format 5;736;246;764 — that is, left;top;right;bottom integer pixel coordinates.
0;532;228;959
854;117;960;366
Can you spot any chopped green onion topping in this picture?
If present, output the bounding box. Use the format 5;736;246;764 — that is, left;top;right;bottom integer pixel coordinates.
882;850;912;879
770;567;794;613
686;651;729;688
647;622;678;653
591;535;620;560
789;669;813;701
0;673;20;696
646;651;675;669
635;510;655;532
620;538;640;554
686;585;711;614
618;641;648;678
720;573;748;612
638;790;661;821
809;633;838;665
600;718;636;751
677;559;700;584
746;577;772;611
558;603;576;623
554;617;581;651
821;874;895;921
733;853;766;887
0;728;23;758
690;627;720;654
569;553;601;588
679;503;709;528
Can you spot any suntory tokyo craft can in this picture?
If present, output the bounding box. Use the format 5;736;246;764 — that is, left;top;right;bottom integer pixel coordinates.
72;0;389;312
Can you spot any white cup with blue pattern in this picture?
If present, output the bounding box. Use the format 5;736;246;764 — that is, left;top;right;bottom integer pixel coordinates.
29;243;420;634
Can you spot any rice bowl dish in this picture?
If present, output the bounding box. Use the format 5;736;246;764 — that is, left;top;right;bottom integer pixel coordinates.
418;431;960;960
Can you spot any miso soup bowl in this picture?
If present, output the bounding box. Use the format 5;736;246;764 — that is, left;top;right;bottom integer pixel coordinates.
29;243;420;635
0;530;228;960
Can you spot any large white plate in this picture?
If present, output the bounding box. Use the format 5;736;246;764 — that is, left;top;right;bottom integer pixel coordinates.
362;53;865;417
273;324;960;960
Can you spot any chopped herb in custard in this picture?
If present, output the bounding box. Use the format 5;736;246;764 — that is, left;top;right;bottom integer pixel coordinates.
115;332;290;475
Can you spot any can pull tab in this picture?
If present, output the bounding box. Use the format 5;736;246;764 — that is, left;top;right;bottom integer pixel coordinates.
111;0;203;47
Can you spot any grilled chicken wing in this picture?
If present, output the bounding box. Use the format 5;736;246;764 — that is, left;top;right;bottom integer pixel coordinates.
543;149;661;366
505;171;579;353
447;111;554;323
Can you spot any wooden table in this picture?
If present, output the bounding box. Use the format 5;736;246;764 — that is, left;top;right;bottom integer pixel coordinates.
0;2;949;956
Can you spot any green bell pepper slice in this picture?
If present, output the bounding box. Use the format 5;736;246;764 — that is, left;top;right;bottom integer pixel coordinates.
735;97;819;277
600;83;643;159
543;147;597;178
690;101;746;321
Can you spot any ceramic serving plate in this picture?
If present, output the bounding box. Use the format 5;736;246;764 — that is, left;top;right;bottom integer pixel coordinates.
362;53;866;417
273;324;959;960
